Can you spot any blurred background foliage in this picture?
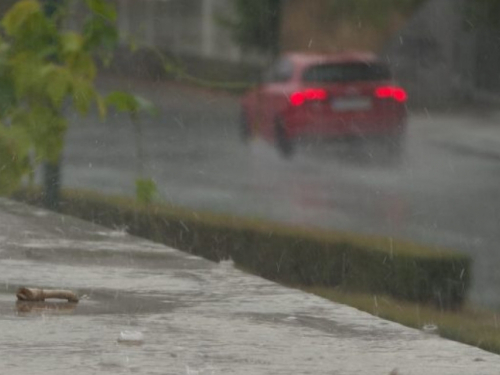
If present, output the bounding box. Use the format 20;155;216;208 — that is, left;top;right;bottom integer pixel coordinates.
220;0;282;55
225;0;426;54
0;0;153;202
226;0;500;55
327;0;426;28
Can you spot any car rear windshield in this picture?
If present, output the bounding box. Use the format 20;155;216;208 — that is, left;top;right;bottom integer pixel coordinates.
303;62;392;83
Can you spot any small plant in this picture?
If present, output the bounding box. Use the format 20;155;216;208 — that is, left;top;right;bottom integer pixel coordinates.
105;91;158;205
135;177;157;205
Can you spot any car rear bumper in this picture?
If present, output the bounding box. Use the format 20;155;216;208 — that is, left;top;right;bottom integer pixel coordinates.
284;109;406;139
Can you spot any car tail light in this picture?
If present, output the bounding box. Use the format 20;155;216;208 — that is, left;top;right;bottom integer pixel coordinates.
375;86;408;103
290;92;306;106
290;88;328;106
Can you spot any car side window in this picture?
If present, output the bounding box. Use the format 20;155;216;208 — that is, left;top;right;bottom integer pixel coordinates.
262;58;294;83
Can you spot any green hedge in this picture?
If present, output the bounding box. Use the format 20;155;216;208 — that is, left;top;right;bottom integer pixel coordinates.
14;189;471;309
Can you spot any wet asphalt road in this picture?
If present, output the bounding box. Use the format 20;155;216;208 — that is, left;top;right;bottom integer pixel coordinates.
62;75;500;308
2;198;500;374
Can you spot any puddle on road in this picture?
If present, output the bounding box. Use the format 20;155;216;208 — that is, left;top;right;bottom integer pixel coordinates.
0;288;176;317
238;312;403;341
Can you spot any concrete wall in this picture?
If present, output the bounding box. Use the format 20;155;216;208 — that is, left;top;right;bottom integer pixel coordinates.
384;0;500;107
383;0;468;108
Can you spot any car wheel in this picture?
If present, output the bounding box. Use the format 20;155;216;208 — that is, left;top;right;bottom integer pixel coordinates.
240;111;251;143
275;120;294;158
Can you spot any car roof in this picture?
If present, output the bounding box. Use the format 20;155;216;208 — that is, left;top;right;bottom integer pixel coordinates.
283;51;381;67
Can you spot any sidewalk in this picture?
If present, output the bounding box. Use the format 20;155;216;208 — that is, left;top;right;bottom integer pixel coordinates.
1;198;499;374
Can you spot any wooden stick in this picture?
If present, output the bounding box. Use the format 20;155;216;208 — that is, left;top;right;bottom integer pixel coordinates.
16;287;79;303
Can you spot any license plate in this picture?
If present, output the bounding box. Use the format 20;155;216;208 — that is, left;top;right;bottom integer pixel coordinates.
332;97;372;111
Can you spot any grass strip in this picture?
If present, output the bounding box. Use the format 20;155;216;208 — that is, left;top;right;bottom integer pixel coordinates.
305;287;500;355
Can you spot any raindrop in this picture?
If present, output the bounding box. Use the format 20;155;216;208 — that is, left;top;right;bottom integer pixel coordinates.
117;330;144;345
422;323;438;334
218;258;235;270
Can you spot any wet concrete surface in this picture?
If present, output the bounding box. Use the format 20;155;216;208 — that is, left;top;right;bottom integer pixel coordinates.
61;75;500;309
1;198;500;374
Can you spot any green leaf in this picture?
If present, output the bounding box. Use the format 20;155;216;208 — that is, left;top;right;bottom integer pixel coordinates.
65;50;97;79
0;124;32;194
2;0;41;36
2;0;57;55
105;91;157;115
0;72;17;116
85;0;117;22
82;0;118;53
83;16;119;51
10;53;44;99
10;106;67;162
61;32;84;54
105;91;139;112
0;124;31;155
42;65;72;108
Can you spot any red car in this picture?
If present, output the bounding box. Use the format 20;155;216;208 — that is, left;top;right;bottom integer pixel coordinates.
240;52;408;158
